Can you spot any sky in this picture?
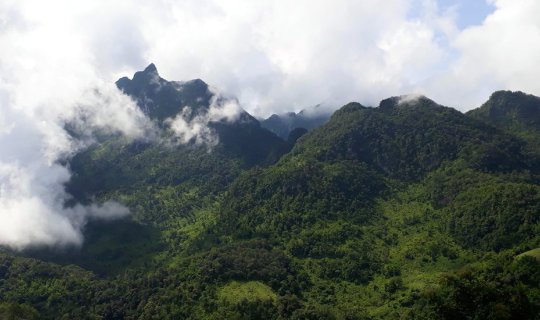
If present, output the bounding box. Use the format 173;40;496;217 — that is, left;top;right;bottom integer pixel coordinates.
1;0;540;249
2;0;539;114
421;0;494;29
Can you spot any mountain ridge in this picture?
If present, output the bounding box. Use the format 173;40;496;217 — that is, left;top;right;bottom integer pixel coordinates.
261;105;331;139
2;66;539;319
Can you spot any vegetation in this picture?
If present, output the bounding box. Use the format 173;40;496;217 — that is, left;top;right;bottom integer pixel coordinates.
2;72;540;319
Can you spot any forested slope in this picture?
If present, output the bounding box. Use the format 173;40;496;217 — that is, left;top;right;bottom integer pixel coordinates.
1;70;539;319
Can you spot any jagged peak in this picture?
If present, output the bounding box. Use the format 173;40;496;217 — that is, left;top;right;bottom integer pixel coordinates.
116;63;162;89
143;63;158;74
129;63;161;84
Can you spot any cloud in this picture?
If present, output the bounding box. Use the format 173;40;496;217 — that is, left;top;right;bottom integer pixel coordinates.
143;0;453;115
67;85;158;146
0;0;153;249
0;80;148;249
397;94;426;105
2;0;536;116
437;0;540;109
0;157;130;250
166;88;242;146
0;85;154;250
138;0;540;114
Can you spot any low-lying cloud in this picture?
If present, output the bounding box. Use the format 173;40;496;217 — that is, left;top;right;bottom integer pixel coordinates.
0;80;153;250
68;86;158;145
0;1;156;249
166;90;242;146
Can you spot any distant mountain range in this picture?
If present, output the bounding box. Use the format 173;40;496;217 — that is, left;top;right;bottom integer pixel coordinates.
261;107;331;140
118;63;331;141
3;65;539;319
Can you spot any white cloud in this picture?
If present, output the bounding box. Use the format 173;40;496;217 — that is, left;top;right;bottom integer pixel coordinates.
139;0;540;114
416;0;540;109
143;0;452;115
455;0;540;105
166;89;242;146
0;0;153;249
0;160;130;250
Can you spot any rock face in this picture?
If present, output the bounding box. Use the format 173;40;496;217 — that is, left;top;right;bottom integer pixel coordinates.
114;64;290;164
116;63;215;121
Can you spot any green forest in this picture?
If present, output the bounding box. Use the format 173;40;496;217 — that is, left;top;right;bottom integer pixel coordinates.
1;66;539;319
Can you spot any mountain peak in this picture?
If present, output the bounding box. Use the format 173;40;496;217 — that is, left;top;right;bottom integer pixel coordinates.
481;90;539;113
490;89;527;98
143;63;158;74
181;78;209;92
127;63;162;86
115;64;214;121
468;90;540;131
378;94;433;110
115;65;263;129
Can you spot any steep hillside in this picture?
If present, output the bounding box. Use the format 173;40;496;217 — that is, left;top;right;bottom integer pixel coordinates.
37;65;290;273
294;96;531;180
68;64;289;200
2;89;539;319
204;95;540;318
215;95;538;241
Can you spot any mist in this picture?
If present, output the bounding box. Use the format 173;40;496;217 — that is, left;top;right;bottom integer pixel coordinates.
166;89;243;147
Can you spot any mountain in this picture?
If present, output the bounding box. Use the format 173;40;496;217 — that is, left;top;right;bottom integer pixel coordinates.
39;65;290;274
68;64;289;198
468;90;540;131
261;106;331;139
211;94;540;318
62;66;291;268
115;63;214;121
294;96;531;179
2;83;540;320
468;90;540;148
115;63;262;126
216;94;538;242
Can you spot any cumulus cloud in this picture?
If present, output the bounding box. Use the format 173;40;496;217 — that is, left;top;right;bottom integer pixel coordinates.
2;0;537;115
423;0;540;109
133;0;540;114
143;0;453;115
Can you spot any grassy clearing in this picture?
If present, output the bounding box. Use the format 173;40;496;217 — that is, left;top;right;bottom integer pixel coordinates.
217;281;277;304
517;248;540;260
